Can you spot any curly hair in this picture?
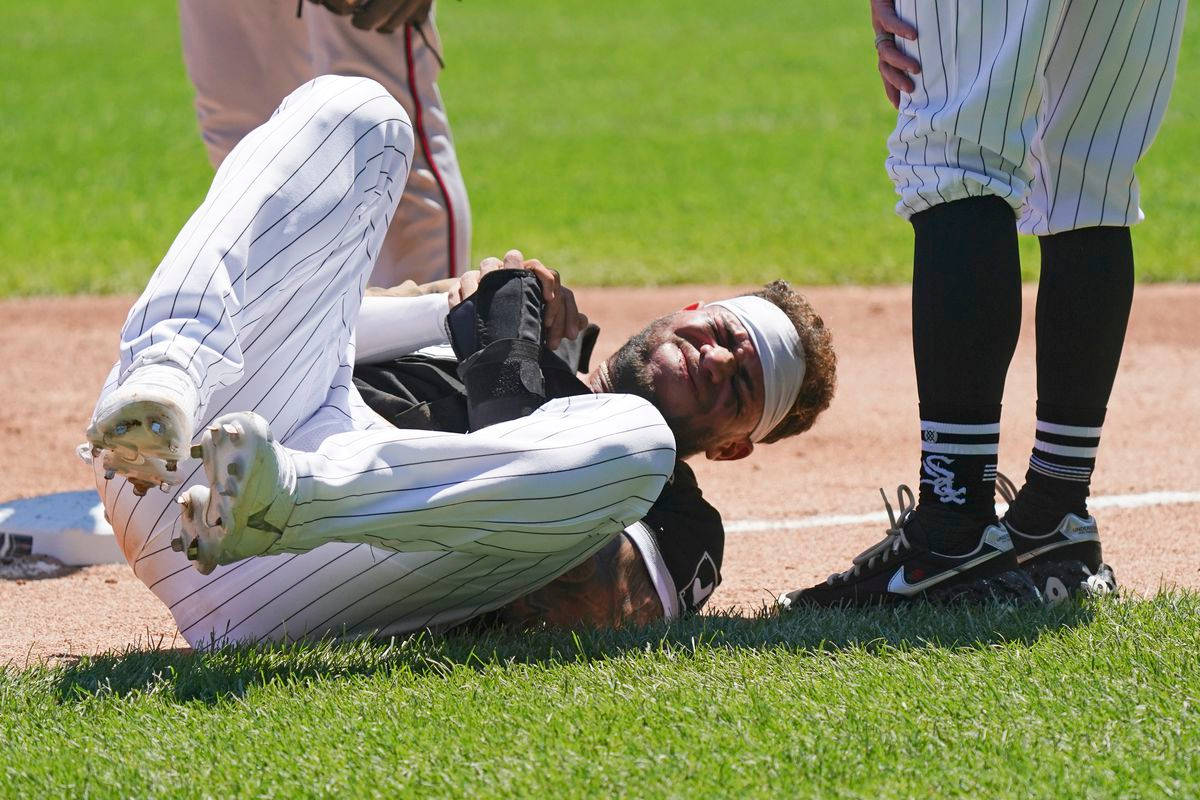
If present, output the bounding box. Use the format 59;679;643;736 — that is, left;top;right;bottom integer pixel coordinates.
752;280;837;443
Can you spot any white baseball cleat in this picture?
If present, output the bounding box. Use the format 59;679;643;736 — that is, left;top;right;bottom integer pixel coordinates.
170;411;296;574
81;365;199;496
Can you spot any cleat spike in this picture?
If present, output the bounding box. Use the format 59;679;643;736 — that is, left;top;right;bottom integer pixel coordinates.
104;469;116;481
226;462;241;478
190;444;203;459
171;537;184;552
159;482;171;492
132;486;147;497
165;460;178;472
177;494;191;511
91;446;101;458
222;423;240;436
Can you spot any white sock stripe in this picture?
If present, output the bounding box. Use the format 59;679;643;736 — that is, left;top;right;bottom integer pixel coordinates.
921;421;1002;435
1031;471;1090;484
921;442;1000;456
1030;455;1092;471
1036;420;1104;437
1029;462;1092;482
1033;440;1099;458
1030;455;1093;475
1027;462;1094;474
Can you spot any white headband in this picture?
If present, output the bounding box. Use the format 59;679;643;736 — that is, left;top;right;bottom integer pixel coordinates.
709;296;805;443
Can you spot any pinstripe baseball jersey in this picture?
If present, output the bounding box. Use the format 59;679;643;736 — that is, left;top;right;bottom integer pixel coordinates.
89;75;675;648
886;0;1186;234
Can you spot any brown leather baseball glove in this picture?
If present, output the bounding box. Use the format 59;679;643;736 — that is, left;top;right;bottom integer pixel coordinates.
306;0;433;33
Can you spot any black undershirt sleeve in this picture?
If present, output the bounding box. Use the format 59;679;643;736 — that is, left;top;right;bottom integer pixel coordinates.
641;460;724;615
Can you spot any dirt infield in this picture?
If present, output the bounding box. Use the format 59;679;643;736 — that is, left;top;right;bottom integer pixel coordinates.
3;285;1198;664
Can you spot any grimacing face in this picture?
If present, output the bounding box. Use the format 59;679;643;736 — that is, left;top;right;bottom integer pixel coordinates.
598;304;766;460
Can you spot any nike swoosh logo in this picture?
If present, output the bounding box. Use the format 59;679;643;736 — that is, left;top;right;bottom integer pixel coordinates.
887;550;1003;596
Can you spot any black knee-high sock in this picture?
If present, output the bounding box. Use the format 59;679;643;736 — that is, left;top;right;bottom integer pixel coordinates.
910;196;1022;550
1005;227;1134;533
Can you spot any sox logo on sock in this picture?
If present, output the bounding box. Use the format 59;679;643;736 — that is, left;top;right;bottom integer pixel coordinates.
921;455;966;505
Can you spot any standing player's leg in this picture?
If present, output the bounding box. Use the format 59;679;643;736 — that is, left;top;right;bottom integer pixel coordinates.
908;196;1021;544
1003;0;1186;599
179;0;470;287
305;2;472;286
178;0;313;168
787;0;1063;607
887;0;1050;549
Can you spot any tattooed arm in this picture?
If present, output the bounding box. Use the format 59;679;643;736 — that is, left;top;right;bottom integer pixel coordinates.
497;533;663;630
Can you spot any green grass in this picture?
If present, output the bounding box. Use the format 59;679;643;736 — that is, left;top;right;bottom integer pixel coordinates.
4;594;1199;797
1;1;1197;294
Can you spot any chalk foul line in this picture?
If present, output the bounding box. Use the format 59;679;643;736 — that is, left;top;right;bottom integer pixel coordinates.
723;490;1200;534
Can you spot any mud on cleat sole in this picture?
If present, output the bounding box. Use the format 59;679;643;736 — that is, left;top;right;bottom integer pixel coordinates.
925;568;1043;606
84;398;194;491
172;491;203;561
80;440;185;495
174;486;222;575
87;400;189;460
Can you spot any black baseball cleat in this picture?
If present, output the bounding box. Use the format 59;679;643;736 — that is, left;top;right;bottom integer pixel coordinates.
777;485;1041;610
1003;515;1117;603
995;475;1117;603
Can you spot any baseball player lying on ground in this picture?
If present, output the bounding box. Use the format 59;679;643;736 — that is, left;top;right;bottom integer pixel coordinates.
81;75;835;647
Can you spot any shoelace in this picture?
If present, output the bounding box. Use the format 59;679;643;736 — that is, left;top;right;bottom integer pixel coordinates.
827;484;917;584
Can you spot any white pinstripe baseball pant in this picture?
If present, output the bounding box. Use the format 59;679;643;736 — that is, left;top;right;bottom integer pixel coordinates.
886;0;1186;233
91;75;675;648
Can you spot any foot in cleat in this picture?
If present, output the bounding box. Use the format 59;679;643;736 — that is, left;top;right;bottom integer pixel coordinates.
82;364;199;490
777;485;1042;610
171;412;296;574
995;475;1118;604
